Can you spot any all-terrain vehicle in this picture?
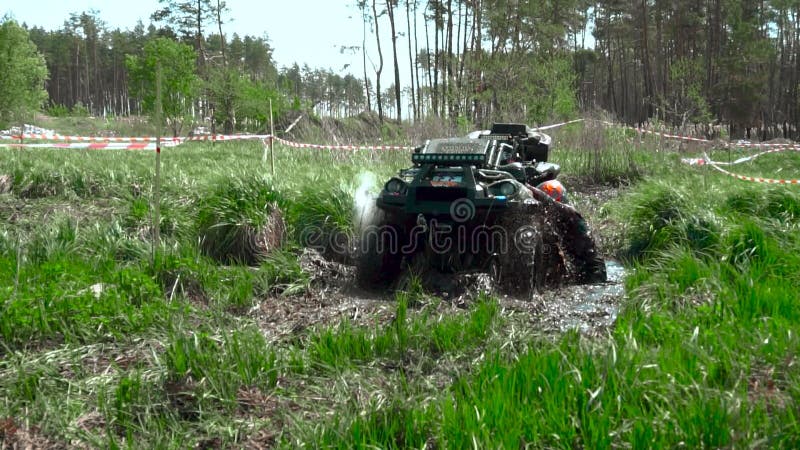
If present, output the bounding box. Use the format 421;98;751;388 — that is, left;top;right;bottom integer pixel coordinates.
356;123;606;294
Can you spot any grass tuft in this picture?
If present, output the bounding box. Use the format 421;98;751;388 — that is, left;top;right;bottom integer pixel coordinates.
164;329;278;405
196;176;286;265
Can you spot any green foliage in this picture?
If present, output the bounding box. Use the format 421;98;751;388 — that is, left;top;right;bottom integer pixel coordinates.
286;182;354;245
666;58;712;124
0;250;174;348
4;127;800;448
471;52;579;124
126;37;200;135
542;55;579;122
150;0;217;41
0;18;48;127
70;101;91;117
259;249;310;297
207;67;289;133
44;104;70;117
551;123;656;185
714;2;774;128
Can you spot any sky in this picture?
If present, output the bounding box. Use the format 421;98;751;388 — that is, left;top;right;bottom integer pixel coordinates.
3;0;379;76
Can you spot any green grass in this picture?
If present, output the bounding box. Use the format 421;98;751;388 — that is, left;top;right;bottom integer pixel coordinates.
308;293;499;370
163;328;279;404
2;122;800;448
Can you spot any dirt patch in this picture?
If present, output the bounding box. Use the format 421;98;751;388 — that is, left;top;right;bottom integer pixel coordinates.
747;364;790;413
250;249;396;341
158;270;207;306
261;247;625;339
302;228;355;265
164;379;200;421
79;345;151;376
236;385;300;420
0;175;11;195
0;417;65;450
72;411;105;436
240;428;278;450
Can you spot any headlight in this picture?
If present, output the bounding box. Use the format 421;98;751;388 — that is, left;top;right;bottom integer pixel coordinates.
384;178;407;194
489;181;518;197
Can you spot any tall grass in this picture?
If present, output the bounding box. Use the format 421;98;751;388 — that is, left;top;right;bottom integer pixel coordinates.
551;122;670;185
164;329;279;403
196;176;286;264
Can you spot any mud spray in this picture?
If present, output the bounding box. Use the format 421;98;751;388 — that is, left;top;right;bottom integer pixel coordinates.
353;171;379;231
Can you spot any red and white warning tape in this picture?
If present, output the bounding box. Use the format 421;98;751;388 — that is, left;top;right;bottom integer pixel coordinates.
1;117;589;151
0;133;272;143
681;146;800;167
272;136;413;151
0;141;180;150
701;153;800;184
533;119;585;131
633;127;712;143
0;134;181;143
183;134;272;142
588;119;800;150
730;141;798;148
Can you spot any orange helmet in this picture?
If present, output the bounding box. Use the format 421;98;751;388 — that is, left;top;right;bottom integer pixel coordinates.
537;180;567;203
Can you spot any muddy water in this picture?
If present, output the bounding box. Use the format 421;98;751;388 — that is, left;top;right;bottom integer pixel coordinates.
520;260;625;334
415;259;627;334
253;251;627;341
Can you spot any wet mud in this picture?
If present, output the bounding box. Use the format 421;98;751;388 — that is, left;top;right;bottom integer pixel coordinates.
253;248;626;340
498;260;625;335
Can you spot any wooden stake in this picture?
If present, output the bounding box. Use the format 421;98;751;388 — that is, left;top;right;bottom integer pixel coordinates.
269;98;275;176
153;61;163;266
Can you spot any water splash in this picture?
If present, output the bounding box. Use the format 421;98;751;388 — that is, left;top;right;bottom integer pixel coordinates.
353;171;379;231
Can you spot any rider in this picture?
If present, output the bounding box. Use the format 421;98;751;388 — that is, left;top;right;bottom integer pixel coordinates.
528;182;607;284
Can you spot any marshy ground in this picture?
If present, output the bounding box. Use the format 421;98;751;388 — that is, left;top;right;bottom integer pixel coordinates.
1;123;799;448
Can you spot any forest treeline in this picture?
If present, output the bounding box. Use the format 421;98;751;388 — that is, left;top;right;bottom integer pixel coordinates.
6;0;800;138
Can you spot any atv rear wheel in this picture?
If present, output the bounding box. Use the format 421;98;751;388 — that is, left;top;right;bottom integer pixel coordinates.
355;209;405;290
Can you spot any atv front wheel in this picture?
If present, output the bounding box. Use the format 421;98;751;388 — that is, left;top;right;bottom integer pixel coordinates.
493;204;546;296
355;209;405;290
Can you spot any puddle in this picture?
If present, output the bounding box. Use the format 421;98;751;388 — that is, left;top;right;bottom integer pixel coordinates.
534;260;625;333
253;251;627;341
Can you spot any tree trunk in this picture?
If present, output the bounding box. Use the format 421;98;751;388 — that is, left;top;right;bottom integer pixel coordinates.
406;0;417;121
641;0;653;118
387;0;402;121
413;0;422;119
217;0;226;65
474;0;482;125
445;0;453;120
372;0;385;122
424;6;433;116
362;2;372;111
432;1;440;117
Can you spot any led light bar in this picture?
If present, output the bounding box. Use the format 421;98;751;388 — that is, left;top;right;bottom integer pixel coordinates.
479;134;512;140
412;153;487;164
